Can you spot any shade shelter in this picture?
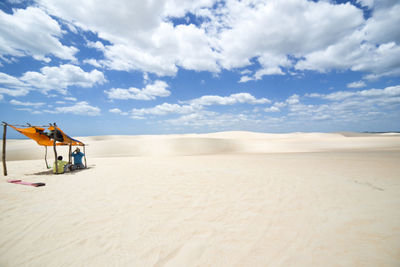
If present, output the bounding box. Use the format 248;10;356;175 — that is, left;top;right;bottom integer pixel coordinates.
2;122;86;175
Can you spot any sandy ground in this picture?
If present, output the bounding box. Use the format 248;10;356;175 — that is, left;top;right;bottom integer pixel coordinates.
1;132;400;266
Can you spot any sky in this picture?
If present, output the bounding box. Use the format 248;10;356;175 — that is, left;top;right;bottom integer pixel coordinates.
1;0;400;138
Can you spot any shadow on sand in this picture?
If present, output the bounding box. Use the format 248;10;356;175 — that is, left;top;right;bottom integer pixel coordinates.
29;166;93;176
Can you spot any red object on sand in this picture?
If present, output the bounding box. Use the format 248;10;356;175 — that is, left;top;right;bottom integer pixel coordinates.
7;179;45;187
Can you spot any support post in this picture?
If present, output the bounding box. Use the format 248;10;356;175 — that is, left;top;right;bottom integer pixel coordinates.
2;123;7;176
52;123;58;174
45;146;49;169
83;145;87;168
68;144;72;164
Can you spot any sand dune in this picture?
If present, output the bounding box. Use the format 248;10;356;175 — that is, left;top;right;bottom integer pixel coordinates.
5;131;400;161
1;132;400;266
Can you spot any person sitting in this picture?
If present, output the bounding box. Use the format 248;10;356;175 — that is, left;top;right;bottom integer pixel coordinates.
71;148;85;169
53;156;70;174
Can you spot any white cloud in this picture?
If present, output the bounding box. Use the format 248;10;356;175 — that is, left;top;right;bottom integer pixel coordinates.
0;7;77;62
286;94;300;105
83;59;102;68
54;101;100;116
215;0;364;71
37;0;219;76
9;0;398;81
362;2;400;44
105;80;170;100
128;92;270;120
86;41;105;52
10;99;45;107
295;2;400;79
296;38;400;80
356;0;374;8
109;108;128;115
264;106;280;112
14;107;43;114
307;85;400;101
264;95;298;112
164;110;264;129
19;64;105;94
284;85;400;124
131;103;196;116
1;65;104;97
163;0;216;17
98;22;219;76
347;81;366;88
239;75;253;83
64;97;77;101
188;93;270;107
0;72;31;96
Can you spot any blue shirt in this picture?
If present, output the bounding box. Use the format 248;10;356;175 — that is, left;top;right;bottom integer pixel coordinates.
72;152;84;164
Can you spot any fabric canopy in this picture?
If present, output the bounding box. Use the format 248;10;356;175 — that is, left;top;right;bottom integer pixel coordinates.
9;124;84;146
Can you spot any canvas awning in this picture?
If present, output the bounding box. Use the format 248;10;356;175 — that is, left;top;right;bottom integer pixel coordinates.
8;124;84;146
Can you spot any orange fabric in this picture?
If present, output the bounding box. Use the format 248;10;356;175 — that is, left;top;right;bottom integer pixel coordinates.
9;125;54;146
9;125;84;146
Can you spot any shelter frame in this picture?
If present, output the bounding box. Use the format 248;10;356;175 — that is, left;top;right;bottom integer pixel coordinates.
2;122;86;176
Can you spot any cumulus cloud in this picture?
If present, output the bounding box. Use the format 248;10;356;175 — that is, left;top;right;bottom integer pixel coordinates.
264;106;280;112
105;80;170;100
0;7;77;62
22;64;106;94
356;0;374;8
54;101;100;116
0;64;105;96
283;85;400;124
187;93;270;107
128;92;270;118
27;0;399;80
264;94;299;112
347;81;366;88
214;0;364;71
10;99;45;107
37;0;219;76
64;97;77;101
109;108;128;115
165;111;260;129
308;85;400;101
126;84;400;130
0;0;398;81
0;72;31;96
163;0;216;17
83;59;102;68
295;2;400;79
131;103;196;116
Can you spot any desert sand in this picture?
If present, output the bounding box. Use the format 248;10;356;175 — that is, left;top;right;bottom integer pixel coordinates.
1;132;400;266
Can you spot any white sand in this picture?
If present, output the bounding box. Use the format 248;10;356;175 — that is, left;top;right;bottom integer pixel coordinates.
1;132;400;266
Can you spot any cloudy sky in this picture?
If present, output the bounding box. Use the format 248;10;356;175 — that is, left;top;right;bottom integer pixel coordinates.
1;0;399;137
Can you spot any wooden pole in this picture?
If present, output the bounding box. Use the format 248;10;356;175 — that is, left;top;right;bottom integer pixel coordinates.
2;123;7;176
68;144;72;164
52;123;58;174
83;145;87;168
45;146;49;169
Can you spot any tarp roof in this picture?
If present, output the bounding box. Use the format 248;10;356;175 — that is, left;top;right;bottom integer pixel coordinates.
8;124;84;146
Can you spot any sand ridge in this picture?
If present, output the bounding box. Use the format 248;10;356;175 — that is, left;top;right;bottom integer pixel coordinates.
4;131;400;160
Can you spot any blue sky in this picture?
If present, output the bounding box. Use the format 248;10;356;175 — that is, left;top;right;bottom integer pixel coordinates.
1;0;400;138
